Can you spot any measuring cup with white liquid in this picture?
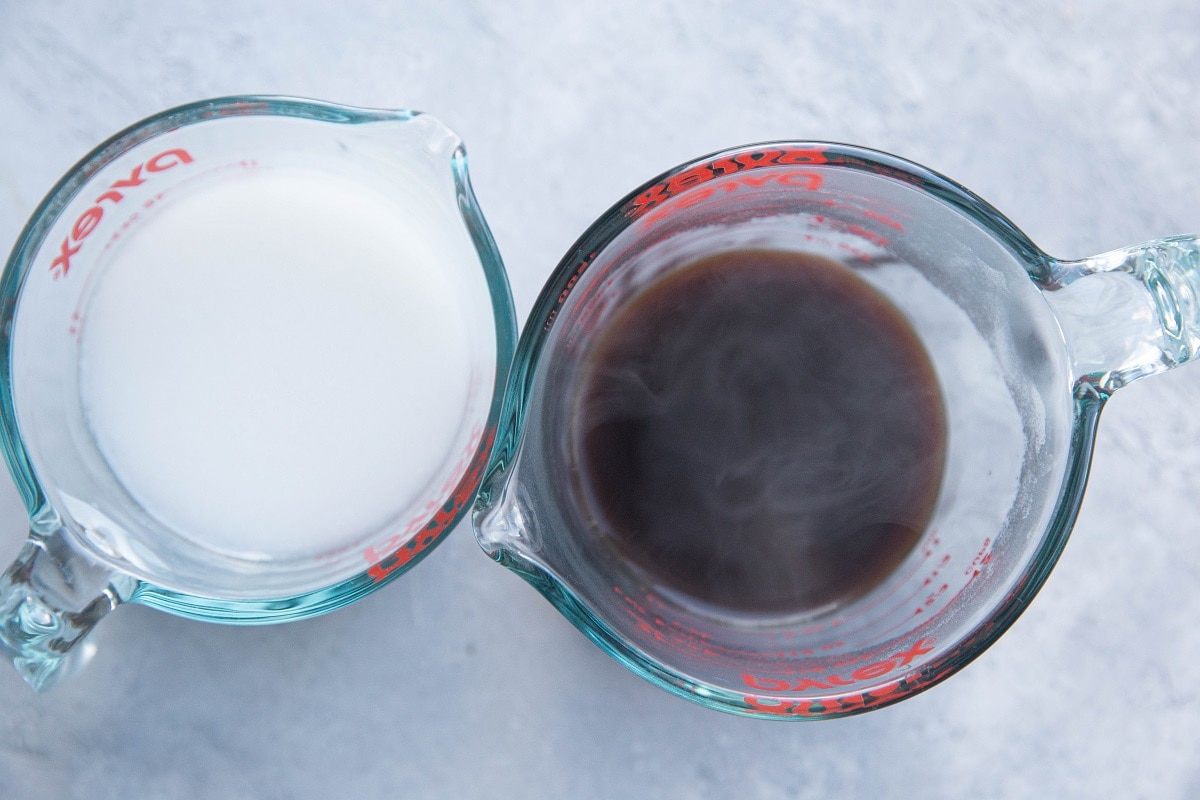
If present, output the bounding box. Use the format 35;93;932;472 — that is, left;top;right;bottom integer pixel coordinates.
0;97;516;689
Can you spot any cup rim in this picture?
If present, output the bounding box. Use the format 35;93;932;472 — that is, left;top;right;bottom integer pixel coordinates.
481;140;1098;718
0;95;518;622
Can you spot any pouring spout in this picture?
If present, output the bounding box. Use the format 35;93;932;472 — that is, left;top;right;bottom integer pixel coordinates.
472;472;541;560
406;113;462;159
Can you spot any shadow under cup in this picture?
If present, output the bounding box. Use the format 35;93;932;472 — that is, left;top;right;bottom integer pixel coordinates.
476;146;1081;718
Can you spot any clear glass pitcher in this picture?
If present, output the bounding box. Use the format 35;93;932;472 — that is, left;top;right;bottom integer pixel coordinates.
473;142;1200;718
0;97;516;690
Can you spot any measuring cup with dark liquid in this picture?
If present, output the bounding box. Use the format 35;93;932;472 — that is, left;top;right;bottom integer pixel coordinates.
473;142;1200;718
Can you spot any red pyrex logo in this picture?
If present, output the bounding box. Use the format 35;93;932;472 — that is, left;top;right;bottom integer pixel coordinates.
741;636;936;716
365;426;495;583
49;148;194;279
621;146;829;221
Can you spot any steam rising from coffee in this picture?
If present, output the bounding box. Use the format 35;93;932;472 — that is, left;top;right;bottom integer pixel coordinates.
574;248;947;616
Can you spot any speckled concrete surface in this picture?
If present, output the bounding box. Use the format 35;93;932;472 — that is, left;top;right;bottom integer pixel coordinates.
2;2;1200;798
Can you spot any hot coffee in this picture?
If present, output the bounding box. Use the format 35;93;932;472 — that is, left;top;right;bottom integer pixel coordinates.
573;248;947;616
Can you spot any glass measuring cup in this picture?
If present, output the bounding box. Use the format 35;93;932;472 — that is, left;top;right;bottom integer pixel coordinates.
473;142;1200;718
0;97;516;690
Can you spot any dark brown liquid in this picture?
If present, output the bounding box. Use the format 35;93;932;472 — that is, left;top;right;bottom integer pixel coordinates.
574;249;947;616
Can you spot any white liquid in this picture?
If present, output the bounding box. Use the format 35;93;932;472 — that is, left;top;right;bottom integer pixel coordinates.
78;166;473;558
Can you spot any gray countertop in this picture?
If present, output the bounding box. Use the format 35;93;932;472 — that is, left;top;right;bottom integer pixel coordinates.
2;2;1199;798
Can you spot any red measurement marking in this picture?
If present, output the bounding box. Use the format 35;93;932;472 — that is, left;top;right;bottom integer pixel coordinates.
869;566;984;644
837;533;942;626
542;251;596;331
966;537;993;576
916;583;950;611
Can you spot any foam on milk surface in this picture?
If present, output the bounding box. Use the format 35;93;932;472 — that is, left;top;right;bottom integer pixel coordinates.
78;166;472;557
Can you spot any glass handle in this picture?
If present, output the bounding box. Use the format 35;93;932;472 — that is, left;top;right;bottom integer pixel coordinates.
0;526;131;690
1040;235;1200;398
